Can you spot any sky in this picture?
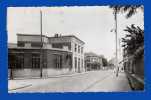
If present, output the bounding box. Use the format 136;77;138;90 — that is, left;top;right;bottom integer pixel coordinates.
7;6;144;60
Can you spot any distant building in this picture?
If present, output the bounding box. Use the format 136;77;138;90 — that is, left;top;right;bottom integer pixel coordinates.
8;34;85;79
108;58;116;66
84;52;103;71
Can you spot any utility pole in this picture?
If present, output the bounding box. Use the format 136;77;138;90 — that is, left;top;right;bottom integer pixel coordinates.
40;10;43;78
114;8;119;77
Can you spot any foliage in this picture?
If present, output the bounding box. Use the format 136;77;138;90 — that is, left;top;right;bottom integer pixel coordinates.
110;5;144;58
102;57;108;66
122;24;144;58
110;5;143;18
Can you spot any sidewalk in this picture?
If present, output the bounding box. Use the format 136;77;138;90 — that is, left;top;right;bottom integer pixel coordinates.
8;71;89;91
8;80;32;91
8;71;132;92
84;72;132;92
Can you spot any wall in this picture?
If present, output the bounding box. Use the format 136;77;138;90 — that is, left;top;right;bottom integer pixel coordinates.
8;69;41;79
46;49;72;69
17;35;48;43
134;56;144;78
42;68;71;77
125;55;144;90
8;49;72;79
71;37;85;72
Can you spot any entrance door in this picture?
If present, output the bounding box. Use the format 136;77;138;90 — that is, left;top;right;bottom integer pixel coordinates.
32;54;40;69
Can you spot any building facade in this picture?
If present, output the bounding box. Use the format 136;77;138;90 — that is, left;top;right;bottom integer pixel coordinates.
48;34;85;72
8;34;85;79
84;52;103;71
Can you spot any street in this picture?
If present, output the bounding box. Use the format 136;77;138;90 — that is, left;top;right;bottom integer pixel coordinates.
9;70;131;92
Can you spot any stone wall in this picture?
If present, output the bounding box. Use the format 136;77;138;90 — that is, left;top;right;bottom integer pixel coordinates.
125;55;144;90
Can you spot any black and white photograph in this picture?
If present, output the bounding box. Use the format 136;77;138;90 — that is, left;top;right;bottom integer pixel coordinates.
7;6;144;92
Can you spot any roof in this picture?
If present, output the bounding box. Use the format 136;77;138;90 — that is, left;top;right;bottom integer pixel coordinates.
85;52;98;57
85;52;104;58
17;33;47;37
8;43;72;53
17;34;85;44
49;35;85;44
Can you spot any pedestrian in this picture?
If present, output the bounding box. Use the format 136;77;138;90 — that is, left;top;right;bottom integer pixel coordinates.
116;67;119;77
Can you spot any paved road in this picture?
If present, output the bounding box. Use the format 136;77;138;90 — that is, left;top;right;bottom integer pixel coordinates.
9;70;131;92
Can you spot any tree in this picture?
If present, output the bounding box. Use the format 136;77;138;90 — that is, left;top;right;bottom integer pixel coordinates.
110;6;144;56
110;5;143;19
110;5;144;77
102;57;108;66
122;24;144;58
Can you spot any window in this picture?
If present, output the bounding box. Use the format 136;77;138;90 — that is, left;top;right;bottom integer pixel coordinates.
52;43;62;49
17;42;25;47
78;58;80;72
32;54;40;68
17;54;24;69
81;47;83;54
86;57;90;62
54;54;62;69
75;44;77;52
78;45;80;53
52;43;71;50
9;53;24;69
31;42;42;47
74;57;77;68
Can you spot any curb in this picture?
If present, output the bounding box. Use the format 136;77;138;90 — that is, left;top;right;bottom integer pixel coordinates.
9;71;89;80
126;73;144;90
47;72;89;78
9;84;32;91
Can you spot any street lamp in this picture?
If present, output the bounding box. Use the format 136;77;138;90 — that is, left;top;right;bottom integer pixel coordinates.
40;10;43;78
114;8;119;77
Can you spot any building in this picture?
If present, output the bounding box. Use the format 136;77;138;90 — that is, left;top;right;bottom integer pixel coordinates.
108;58;116;66
84;52;103;71
8;34;85;79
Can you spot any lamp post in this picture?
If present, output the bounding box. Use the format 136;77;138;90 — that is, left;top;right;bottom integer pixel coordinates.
114;8;119;77
40;10;43;78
